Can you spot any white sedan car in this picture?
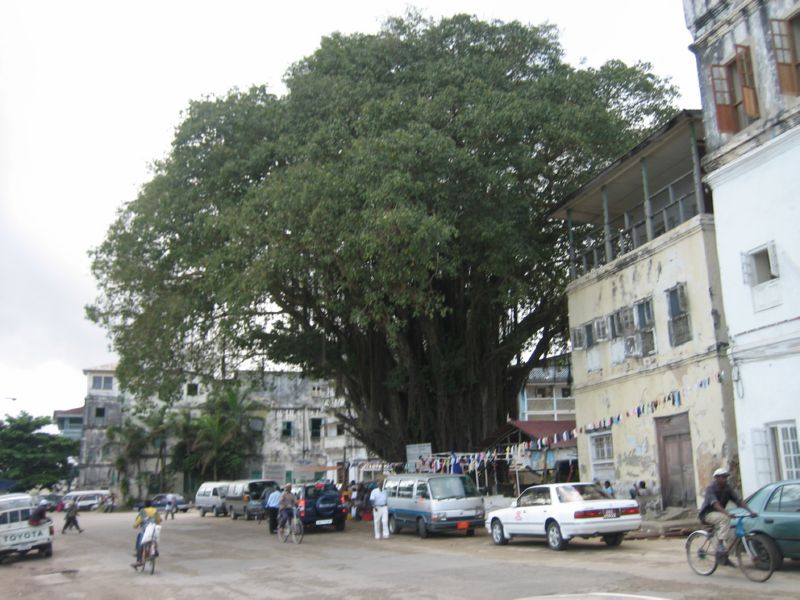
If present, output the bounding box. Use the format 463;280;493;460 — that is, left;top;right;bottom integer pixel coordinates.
485;482;641;550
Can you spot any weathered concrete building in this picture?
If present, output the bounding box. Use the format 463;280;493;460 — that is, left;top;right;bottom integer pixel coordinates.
552;110;738;508
76;365;371;498
683;0;800;494
518;358;575;422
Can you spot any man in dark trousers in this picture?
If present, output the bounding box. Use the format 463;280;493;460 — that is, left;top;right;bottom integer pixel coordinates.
698;467;756;562
62;500;83;534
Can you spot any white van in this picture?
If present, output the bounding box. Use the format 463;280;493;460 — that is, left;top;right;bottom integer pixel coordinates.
61;489;109;511
385;473;485;538
224;479;280;520
194;481;230;517
0;493;54;559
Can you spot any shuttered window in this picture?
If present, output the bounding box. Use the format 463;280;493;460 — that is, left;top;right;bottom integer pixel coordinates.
770;19;799;94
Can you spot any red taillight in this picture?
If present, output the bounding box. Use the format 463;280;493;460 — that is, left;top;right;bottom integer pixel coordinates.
574;509;604;519
621;506;640;515
298;498;306;516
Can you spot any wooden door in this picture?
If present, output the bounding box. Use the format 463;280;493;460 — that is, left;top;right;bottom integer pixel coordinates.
656;413;696;507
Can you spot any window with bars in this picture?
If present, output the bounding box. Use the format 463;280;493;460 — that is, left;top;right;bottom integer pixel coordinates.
770;18;800;95
310;418;323;439
711;45;760;133
774;424;800;480
281;421;293;438
590;432;615;482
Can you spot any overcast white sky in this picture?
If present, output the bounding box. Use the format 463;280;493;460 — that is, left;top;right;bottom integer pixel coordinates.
0;1;699;421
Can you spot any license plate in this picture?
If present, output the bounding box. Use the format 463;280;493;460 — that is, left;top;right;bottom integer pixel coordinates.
315;519;333;525
456;521;469;529
603;510;618;519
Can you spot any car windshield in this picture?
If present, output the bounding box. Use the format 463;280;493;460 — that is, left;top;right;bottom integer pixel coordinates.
428;476;479;499
556;484;608;503
305;484;336;500
249;482;270;497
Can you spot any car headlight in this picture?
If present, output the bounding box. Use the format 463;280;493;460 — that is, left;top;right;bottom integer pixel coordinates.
431;512;447;522
475;509;484;519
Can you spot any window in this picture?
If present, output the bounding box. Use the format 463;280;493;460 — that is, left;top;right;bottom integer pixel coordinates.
186;383;199;396
570;326;585;350
518;487;551;507
336;423;345;436
765;483;800;513
590;432;615;482
92;376;102;389
623;298;655;357
561;387;572;398
593;317;608;342
415;482;429;499
397;480;414;498
667;283;692;347
95;407;105;419
773;424;800;479
310;418;323;439
383;479;398;497
610;307;635;339
742;242;779;286
281;421;293;438
711;46;759;134
770;18;800;95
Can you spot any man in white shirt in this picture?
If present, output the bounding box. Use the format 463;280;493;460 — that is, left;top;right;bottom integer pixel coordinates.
266;487;282;533
369;481;389;540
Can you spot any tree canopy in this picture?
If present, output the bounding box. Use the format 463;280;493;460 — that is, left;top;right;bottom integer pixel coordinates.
88;14;678;460
0;413;78;492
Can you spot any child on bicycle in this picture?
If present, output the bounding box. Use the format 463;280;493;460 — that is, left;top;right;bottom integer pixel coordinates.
698;467;756;563
132;500;162;568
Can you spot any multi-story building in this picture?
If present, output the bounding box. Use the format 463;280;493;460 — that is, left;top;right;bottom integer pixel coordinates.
683;0;800;494
77;364;371;498
52;406;84;441
551;110;738;508
518;357;575;422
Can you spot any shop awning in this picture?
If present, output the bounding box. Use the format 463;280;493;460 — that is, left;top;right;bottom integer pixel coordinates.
479;419;577;450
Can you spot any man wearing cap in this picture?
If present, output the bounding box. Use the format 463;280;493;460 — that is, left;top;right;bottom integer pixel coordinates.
699;467;756;561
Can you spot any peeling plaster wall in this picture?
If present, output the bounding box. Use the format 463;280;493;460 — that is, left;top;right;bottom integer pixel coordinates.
567;215;737;507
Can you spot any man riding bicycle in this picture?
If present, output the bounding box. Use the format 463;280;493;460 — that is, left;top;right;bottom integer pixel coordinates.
699;467;756;564
132;500;161;568
277;484;297;531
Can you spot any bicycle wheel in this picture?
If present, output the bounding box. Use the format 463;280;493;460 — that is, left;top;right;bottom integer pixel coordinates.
147;546;156;575
278;521;290;543
736;533;777;582
291;518;304;544
686;530;718;576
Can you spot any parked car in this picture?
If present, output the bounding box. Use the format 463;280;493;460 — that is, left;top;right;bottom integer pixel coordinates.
296;482;347;531
35;494;61;512
195;481;230;517
738;479;800;568
134;493;190;512
485;482;641;550
245;483;281;521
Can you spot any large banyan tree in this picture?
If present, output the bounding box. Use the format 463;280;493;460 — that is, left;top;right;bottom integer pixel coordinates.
88;14;677;460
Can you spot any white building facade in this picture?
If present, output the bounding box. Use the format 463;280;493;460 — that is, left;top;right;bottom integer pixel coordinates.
684;0;800;494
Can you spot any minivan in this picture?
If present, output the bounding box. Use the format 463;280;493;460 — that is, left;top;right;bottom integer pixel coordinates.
385;473;485;538
224;479;280;520
61;490;109;511
194;481;230;517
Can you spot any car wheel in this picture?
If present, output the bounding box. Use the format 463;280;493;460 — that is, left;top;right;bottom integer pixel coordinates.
416;517;428;539
200;508;206;517
213;506;220;517
602;533;624;547
491;519;508;545
231;507;238;520
388;515;401;535
41;543;53;558
244;508;251;521
546;521;567;551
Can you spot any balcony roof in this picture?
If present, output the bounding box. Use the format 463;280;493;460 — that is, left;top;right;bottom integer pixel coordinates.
550;110;704;225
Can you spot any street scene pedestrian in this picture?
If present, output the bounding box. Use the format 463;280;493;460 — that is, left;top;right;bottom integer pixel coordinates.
369;480;389;540
698;467;757;559
61;500;83;534
266;487;281;533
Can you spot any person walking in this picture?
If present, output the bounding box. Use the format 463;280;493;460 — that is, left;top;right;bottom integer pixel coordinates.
165;492;177;520
277;484;297;533
369;480;389;540
62;500;83;534
266;487;281;533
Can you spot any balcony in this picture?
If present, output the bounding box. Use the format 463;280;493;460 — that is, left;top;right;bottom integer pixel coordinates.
550;111;710;280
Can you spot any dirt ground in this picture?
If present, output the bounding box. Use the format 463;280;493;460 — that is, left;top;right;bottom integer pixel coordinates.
1;509;797;599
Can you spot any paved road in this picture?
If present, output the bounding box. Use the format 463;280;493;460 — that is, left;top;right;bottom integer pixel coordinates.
1;510;797;599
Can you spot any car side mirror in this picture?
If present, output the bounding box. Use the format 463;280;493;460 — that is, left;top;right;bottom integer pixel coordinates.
511;500;518;508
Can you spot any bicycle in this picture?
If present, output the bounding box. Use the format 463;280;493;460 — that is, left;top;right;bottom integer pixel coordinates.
277;507;304;544
685;515;778;582
133;540;157;575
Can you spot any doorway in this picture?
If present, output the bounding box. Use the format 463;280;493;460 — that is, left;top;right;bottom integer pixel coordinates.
656;413;696;507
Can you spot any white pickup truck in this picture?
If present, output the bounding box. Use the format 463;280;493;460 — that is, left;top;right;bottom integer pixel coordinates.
0;493;54;560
